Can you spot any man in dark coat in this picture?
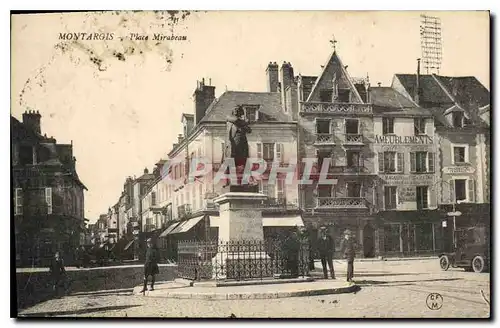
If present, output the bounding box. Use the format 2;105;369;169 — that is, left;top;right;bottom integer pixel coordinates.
49;251;66;292
140;238;159;294
284;231;300;278
340;229;356;282
298;226;315;272
317;227;336;279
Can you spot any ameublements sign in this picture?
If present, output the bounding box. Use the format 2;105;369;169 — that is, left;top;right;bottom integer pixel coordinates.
375;135;433;144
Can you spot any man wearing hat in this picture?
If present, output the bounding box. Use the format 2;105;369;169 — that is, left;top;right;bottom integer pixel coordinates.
317;226;335;279
140;238;159;294
339;229;356;282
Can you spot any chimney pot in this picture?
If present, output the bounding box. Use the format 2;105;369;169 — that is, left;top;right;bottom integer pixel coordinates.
377;82;381;87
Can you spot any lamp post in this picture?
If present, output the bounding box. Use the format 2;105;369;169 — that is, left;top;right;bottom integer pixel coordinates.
436;179;464;249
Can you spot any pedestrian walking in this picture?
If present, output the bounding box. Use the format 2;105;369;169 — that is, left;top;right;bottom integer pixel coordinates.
340;229;356;282
317;226;335;279
140;238;159;294
49;251;66;292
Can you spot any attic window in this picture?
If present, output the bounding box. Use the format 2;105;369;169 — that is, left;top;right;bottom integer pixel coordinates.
452;112;465;128
243;105;259;122
320;89;333;102
338;89;350;103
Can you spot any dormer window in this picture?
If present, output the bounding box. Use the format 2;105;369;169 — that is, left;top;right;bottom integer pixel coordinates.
338;89;350;103
319;89;333;102
243;105;259;122
452;111;465;128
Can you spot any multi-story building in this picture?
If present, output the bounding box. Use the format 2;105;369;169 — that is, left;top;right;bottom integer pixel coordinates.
393;69;491;251
285;50;377;255
12;110;87;266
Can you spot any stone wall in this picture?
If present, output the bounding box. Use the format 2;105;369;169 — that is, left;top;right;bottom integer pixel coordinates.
16;264;177;310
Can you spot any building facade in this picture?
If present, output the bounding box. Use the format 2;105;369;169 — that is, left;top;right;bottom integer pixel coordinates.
12;110;87;266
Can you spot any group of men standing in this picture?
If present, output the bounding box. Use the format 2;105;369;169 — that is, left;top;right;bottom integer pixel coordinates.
316;227;356;282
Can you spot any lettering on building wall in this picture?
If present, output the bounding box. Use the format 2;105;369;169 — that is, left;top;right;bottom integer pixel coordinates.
380;174;435;185
375;135;433;144
442;166;475;174
399;186;416;201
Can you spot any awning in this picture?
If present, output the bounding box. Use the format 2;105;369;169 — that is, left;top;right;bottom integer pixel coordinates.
170;215;205;234
159;222;181;238
262;215;304;227
124;239;135;251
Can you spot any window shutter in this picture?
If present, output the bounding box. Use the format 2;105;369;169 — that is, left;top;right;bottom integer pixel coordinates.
428;152;435;172
276;143;283;163
410;152;416;173
468;179;475;203
45;187;53;215
397;153;404;173
257;143;262;159
378;153;384;173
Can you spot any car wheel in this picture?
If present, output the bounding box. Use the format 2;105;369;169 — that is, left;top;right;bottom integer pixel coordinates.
439;255;450;271
472;255;485;273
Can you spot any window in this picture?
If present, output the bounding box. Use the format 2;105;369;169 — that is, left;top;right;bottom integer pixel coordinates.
45;187;52;215
384;186;397;210
346;182;361;198
453;146;467;164
383;117;394;135
410;152;435;173
244;106;259;122
345;119;359;135
414;118;426;135
380;152;404;173
454;179;467;202
317;150;332;170
346;151;361;168
15;188;23;215
277;179;286;201
320;89;333;102
263;143;274;161
452;112;465;128
338;89;350;103
416;186;429;209
256;143;262;159
317;185;333;198
151;192;156;206
259;181;275;198
315;119;331;134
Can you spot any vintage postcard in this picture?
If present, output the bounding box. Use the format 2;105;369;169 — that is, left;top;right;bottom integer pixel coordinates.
11;10;490;318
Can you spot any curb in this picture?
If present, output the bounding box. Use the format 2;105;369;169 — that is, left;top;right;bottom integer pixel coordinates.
134;283;357;300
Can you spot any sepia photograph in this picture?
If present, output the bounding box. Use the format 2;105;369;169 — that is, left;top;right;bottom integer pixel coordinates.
11;10;490;318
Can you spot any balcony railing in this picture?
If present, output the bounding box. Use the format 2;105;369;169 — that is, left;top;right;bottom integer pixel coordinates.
314;133;335;145
343;133;364;144
260;198;299;211
314;163;370;175
316;197;369;209
301;102;373;114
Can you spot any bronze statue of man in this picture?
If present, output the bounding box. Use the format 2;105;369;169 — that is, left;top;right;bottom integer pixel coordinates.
223;105;256;190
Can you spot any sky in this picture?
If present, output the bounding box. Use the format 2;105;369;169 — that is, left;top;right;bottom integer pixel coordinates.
10;11;489;223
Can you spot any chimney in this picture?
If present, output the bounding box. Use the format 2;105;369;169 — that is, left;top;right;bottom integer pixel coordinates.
177;134;184;143
266;62;279;92
22;110;42;134
415;58;421;105
144;167;149;174
193;79;216;124
280;62;294;111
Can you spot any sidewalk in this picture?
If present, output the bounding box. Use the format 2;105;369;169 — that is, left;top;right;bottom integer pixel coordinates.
133;279;356;300
16;263;176;273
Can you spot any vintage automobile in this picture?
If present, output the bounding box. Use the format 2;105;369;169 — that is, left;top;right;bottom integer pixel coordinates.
439;225;489;273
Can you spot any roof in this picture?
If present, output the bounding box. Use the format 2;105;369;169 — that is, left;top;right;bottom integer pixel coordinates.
394;74;453;105
369;87;417;109
433;75;490;109
200;91;293;123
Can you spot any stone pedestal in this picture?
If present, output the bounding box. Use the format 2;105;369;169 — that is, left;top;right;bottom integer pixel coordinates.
212;191;271;280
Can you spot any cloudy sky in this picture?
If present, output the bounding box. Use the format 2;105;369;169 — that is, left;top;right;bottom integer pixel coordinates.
11;11;489;222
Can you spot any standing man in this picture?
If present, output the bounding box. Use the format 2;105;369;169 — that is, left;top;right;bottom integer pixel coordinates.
140;238;159;294
49;251;66;292
317;227;335;279
340;229;356;282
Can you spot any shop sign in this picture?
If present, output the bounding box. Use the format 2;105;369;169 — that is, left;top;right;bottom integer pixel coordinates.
399;186;416;201
380;174;435;185
442;166;475;174
375;135;433;144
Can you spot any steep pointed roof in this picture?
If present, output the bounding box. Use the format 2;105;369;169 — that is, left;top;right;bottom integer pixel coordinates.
306;50;363;103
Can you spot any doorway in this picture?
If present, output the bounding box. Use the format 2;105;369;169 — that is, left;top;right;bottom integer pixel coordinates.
363;223;376;258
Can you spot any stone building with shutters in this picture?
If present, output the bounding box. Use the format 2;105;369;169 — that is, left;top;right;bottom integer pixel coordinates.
12;110;87;266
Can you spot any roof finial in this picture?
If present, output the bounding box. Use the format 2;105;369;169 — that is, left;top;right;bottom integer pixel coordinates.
329;34;338;52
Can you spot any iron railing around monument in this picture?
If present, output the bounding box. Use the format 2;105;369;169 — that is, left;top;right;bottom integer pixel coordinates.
177;239;310;281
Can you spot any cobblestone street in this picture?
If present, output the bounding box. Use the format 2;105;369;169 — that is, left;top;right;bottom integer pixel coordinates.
18;259;490;318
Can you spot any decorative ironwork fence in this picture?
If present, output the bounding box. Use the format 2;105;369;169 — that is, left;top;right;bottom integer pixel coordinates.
177;239;310;281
